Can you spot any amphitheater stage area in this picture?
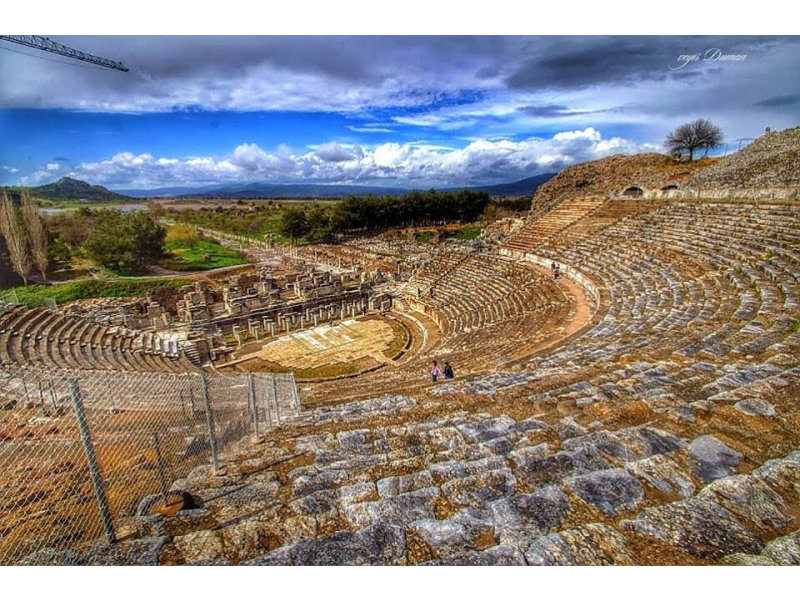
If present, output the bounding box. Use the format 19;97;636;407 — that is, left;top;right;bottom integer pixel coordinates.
222;315;410;378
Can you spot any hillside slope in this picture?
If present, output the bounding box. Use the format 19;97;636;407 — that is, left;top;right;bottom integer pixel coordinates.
29;177;132;201
530;153;716;213
689;126;800;189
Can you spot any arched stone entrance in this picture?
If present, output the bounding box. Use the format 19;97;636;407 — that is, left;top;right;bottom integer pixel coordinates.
622;186;644;198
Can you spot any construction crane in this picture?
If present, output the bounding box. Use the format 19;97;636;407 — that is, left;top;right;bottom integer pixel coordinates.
0;35;128;72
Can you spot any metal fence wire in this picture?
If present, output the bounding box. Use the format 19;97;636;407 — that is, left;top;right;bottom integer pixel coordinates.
0;365;299;565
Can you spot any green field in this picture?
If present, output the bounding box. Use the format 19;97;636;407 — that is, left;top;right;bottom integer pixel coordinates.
5;278;192;308
160;238;248;271
446;226;483;240
36;199;135;210
165;202;333;245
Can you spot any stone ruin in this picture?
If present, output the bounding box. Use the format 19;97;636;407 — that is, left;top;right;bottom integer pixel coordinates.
53;192;794;567
4;134;800;564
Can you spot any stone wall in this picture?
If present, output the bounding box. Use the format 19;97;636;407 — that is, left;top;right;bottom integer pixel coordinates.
498;248;601;307
530;153;712;214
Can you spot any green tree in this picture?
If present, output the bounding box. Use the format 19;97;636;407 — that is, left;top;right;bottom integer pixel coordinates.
48;236;73;268
306;205;333;242
85;210;166;274
279;207;311;243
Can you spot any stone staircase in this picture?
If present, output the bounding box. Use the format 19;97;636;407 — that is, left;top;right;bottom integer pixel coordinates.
502;197;606;254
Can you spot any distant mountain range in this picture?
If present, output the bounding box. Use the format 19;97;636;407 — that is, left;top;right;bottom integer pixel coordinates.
460;174;557;197
116;173;557;199
4;173;556;202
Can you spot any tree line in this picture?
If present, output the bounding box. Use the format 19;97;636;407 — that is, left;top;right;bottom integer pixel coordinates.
279;189;492;242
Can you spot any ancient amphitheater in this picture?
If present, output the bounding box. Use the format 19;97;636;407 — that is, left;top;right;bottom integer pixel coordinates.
1;127;799;566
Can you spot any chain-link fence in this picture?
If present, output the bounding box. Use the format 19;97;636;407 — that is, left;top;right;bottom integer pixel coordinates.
0;365;299;565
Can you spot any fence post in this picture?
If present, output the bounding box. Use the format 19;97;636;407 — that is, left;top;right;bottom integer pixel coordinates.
262;376;274;429
152;433;170;507
20;373;30;408
290;372;301;413
271;375;281;426
247;372;260;441
68;377;116;544
49;380;58;411
199;371;220;471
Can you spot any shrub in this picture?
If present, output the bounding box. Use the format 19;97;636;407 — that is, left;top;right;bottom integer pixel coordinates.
165;224;199;245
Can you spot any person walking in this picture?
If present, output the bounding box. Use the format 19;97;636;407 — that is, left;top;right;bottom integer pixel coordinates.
430;360;441;382
443;362;454;379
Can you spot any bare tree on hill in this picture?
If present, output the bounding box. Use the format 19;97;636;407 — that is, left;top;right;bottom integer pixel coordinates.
21;191;49;282
0;191;32;286
666;118;724;161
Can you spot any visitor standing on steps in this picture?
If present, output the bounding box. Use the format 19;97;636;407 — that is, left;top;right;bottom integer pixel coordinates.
430;360;441;382
443;362;454;379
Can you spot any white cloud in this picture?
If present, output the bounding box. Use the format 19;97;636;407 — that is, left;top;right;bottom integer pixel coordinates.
553;128;602;142
46;128;657;189
46;163;61;171
1;165;20;174
347;125;394;134
314;142;355;163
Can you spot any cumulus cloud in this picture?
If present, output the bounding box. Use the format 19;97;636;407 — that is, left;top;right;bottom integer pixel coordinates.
314;142;355;163
48;128;658;189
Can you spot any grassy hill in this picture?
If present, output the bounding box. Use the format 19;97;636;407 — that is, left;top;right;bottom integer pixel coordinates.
3;177;133;203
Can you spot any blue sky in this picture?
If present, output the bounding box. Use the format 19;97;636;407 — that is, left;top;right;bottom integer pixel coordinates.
1;36;798;190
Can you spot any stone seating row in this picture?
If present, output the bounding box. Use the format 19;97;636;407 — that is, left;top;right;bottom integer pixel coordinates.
0;307;196;373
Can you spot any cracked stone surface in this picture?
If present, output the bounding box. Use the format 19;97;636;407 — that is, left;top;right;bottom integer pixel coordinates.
523;523;636;566
688;435;743;483
244;523;407;566
621;498;764;559
564;468;644;517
